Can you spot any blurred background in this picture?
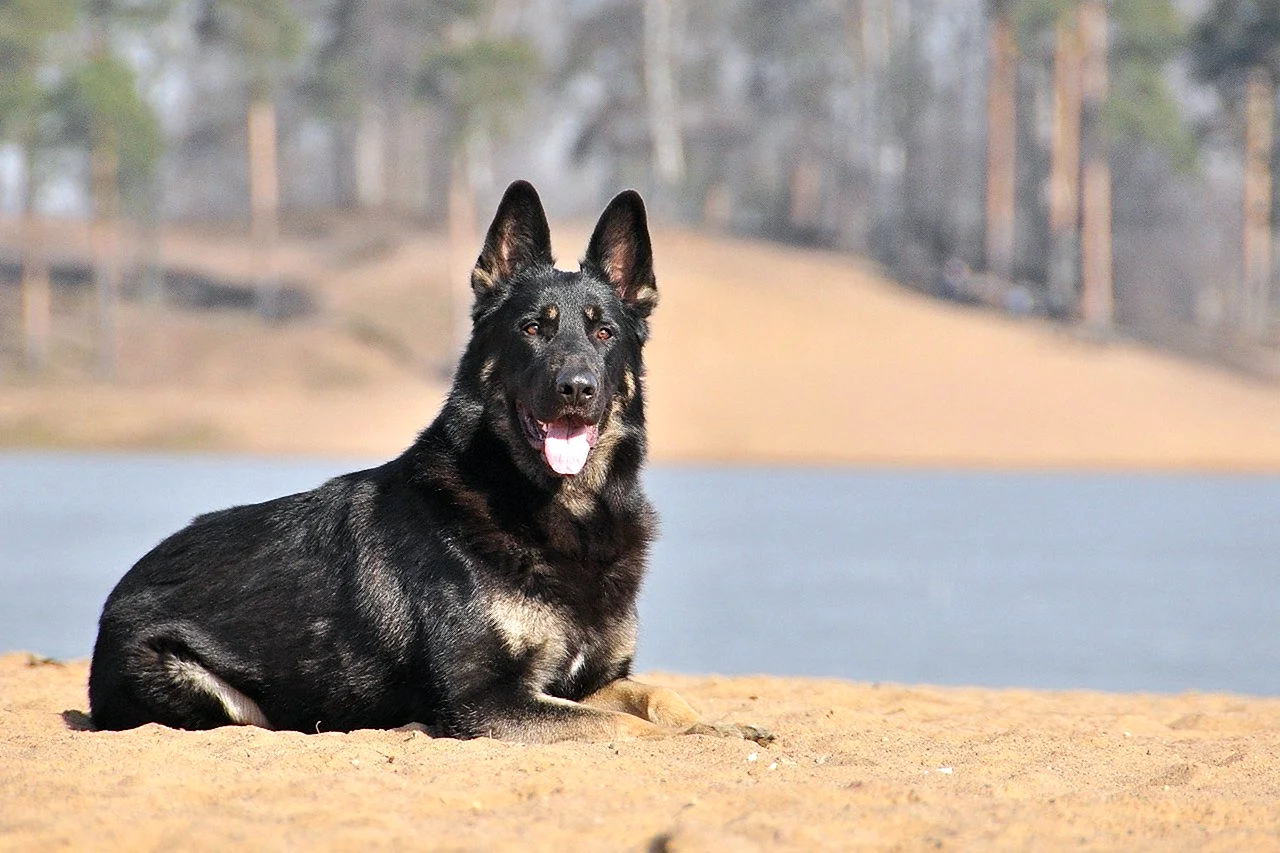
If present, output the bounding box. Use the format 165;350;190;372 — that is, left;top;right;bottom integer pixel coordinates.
1;0;1278;694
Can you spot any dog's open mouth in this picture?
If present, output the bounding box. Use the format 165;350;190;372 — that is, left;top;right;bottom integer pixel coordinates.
518;405;601;477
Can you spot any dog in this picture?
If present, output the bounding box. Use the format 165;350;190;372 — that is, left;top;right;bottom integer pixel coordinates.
89;181;771;745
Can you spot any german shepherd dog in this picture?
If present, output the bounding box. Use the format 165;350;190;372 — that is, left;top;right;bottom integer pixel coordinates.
89;181;771;745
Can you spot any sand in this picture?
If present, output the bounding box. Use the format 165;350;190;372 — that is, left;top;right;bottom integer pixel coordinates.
3;221;1280;467
4;224;1280;849
3;655;1279;851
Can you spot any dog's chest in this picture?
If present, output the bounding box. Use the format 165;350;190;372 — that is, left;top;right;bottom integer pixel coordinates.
487;592;579;685
485;590;631;693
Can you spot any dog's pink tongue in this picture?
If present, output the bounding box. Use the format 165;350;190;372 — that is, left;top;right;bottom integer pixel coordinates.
544;420;592;476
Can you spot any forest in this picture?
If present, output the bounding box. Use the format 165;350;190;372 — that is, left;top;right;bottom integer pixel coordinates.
2;0;1278;375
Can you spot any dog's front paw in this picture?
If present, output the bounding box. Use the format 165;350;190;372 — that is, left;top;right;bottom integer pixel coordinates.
615;713;672;740
683;721;775;746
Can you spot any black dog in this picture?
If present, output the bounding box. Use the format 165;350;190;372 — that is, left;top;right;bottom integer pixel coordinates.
89;181;770;744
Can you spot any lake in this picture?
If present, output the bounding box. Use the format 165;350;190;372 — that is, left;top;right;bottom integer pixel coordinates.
1;453;1277;696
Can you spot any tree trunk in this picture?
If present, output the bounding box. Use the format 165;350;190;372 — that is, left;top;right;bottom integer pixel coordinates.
1242;67;1273;341
1078;0;1112;331
390;103;430;218
447;150;478;361
19;144;51;372
643;0;686;194
845;0;900;257
248;97;281;319
91;127;121;379
789;152;824;235
88;14;121;380
984;4;1018;279
354;104;387;211
1048;14;1083;316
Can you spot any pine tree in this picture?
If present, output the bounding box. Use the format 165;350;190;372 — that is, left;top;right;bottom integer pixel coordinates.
1192;0;1280;339
193;0;302;320
0;0;76;372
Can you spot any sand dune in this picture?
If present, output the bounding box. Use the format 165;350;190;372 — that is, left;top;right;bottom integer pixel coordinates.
640;230;1280;469
3;223;1279;467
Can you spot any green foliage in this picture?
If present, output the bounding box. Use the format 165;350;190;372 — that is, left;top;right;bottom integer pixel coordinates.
1013;0;1077;49
306;0;481;121
418;37;540;148
1015;0;1196;171
51;54;161;201
195;0;303;97
1112;1;1183;66
0;0;76;140
81;0;173;29
1105;64;1198;172
1109;1;1197;171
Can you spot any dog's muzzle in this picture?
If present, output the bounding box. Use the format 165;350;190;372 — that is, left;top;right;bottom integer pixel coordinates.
518;404;601;476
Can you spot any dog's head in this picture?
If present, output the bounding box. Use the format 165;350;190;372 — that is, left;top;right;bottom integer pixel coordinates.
462;180;658;484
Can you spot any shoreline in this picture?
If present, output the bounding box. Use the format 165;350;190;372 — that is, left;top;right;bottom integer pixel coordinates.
8;441;1280;474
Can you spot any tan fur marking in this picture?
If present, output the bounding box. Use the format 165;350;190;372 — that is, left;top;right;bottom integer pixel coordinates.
545;304;559;321
484;694;669;743
169;658;273;729
488;591;571;691
633;284;658;308
580;678;703;729
479;357;497;385
580;678;774;743
622;369;638;402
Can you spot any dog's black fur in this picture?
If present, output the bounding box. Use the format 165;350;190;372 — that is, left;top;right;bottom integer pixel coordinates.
88;182;747;741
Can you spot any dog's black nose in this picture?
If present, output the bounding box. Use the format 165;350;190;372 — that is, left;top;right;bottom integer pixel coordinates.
557;368;597;405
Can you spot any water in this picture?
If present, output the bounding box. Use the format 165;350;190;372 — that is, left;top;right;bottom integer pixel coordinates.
2;453;1277;695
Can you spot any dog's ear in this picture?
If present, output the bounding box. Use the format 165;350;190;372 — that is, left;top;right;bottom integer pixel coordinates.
582;190;658;319
472;181;554;307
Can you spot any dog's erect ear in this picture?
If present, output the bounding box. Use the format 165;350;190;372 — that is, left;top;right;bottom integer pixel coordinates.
582;190;658;318
472;181;554;305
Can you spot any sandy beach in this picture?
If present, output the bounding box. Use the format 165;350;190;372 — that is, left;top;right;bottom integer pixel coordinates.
3;655;1279;851
3;225;1279;849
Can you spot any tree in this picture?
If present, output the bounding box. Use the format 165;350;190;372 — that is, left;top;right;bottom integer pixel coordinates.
305;0;477;215
1192;0;1280;339
1076;0;1111;330
1016;0;1084;312
1015;0;1190;324
643;0;685;193
43;0;170;378
417;12;539;354
56;55;164;377
193;0;302;319
986;0;1019;279
0;0;76;372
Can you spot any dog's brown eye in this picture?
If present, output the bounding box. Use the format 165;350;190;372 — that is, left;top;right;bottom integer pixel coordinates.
596;327;613;342
523;322;539;336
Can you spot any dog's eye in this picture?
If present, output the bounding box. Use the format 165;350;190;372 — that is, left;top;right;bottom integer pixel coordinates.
522;322;540;337
595;327;613;342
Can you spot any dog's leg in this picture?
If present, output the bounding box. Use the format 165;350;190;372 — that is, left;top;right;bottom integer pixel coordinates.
476;693;673;743
91;629;274;731
579;678;702;727
581;678;775;745
166;657;273;729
